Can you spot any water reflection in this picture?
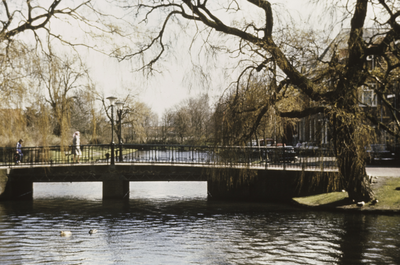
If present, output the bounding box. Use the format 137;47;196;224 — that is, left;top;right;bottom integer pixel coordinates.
339;214;370;264
338;214;400;265
0;182;399;264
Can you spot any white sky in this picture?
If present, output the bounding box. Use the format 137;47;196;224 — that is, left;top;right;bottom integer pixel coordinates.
86;0;337;118
9;0;370;117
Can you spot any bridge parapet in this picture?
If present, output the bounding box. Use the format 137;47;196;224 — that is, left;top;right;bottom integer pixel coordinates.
0;144;338;171
4;164;207;182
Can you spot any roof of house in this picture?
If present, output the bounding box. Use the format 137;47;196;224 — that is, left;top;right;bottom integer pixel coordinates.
319;28;389;62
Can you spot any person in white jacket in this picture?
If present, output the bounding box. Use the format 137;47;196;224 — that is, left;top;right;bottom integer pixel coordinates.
72;131;82;163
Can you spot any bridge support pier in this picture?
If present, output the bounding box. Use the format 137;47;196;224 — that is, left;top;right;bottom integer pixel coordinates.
102;180;129;200
0;168;33;200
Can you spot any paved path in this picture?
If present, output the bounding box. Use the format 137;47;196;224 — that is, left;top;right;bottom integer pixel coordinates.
366;166;400;177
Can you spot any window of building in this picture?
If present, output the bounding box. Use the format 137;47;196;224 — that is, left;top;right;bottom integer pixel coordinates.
366;55;375;70
359;84;377;107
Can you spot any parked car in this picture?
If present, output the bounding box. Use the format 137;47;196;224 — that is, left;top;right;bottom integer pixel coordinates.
365;144;395;164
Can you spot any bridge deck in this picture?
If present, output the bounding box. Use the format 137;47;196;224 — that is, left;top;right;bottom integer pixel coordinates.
3;161;339;181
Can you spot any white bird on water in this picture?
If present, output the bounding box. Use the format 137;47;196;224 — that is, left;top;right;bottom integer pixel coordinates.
89;229;98;234
60;231;72;237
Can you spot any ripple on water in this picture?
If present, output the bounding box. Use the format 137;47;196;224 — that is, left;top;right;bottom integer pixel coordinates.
1;183;400;264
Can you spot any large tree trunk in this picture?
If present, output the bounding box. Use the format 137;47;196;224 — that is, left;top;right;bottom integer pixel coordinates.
333;114;374;202
333;0;373;202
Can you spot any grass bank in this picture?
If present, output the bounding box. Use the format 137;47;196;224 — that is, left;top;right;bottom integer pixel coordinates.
293;176;400;213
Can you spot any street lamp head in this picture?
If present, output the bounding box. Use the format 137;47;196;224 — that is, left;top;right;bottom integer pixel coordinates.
115;101;125;111
106;96;118;106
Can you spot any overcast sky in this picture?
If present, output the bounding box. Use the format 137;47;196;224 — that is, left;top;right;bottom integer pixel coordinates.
88;0;337;118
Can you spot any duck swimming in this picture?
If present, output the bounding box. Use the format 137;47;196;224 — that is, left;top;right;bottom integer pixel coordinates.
60;231;72;237
89;229;98;234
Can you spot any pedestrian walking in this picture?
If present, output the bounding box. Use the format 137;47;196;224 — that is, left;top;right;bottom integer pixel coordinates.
72;131;82;163
15;139;23;164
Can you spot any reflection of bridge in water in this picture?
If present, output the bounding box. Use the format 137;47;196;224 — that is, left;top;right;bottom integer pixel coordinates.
0;144;339;201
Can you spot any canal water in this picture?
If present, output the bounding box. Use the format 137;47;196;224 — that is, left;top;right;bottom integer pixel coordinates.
0;182;400;265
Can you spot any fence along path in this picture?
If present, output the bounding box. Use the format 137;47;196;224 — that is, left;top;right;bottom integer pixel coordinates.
0;144;338;170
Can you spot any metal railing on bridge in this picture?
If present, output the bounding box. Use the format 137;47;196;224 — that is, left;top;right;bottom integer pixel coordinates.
0;144;338;170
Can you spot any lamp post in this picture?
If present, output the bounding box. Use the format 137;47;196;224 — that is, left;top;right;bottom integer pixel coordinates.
387;94;396;147
115;101;124;162
106;96;117;165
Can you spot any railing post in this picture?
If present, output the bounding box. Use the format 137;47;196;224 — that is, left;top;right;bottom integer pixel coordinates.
110;143;115;166
283;145;286;170
118;144;123;163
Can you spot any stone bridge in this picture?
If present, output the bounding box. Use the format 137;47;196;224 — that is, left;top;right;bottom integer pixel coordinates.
0;163;341;202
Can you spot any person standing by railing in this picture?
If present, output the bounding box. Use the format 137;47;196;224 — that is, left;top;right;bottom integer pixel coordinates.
15;139;23;164
72;131;81;163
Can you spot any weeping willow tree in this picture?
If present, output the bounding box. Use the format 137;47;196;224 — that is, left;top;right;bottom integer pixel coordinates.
0;40;33;146
213;76;299;146
120;0;400;202
0;0;134;146
214;79;268;146
0;108;26;146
